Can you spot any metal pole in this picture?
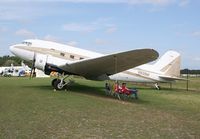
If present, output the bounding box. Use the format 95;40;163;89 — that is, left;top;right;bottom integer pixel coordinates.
186;69;189;91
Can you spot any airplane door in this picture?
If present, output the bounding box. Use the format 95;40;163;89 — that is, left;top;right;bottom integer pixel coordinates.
35;53;48;71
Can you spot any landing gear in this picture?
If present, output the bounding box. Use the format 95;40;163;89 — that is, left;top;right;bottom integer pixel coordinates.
52;79;66;90
51;78;58;87
51;75;74;90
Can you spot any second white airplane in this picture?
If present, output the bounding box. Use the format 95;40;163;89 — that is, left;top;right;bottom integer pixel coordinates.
10;39;182;90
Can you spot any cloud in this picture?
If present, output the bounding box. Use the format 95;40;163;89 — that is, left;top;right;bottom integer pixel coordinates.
105;25;117;34
57;0;191;8
95;39;108;45
0;1;67;22
63;23;95;32
39;0;174;6
15;29;36;38
1;0;170;4
43;34;60;42
128;0;173;6
194;57;200;61
63;18;117;33
175;30;200;38
0;27;7;32
0;0;177;7
0;0;186;22
191;31;200;37
47;0;173;6
178;0;190;7
66;41;78;46
0;2;36;21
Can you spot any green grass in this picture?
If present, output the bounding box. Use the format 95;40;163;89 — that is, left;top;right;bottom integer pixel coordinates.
159;77;200;91
0;77;200;139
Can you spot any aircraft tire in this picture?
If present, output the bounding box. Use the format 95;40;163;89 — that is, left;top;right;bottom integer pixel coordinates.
52;78;58;87
53;79;65;90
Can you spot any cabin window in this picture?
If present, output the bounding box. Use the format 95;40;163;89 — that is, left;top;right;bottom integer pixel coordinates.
70;55;74;59
22;41;32;46
80;57;84;60
60;52;65;57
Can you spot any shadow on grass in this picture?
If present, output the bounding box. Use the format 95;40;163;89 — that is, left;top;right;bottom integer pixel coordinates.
136;86;189;92
22;85;53;91
69;83;150;104
22;83;149;104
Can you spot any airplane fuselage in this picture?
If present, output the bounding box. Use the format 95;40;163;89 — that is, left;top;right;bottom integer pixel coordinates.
10;39;180;83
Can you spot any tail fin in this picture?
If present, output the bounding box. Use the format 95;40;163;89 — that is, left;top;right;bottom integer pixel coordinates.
153;51;181;77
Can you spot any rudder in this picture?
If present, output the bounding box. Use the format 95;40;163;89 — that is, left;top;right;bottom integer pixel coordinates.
153;51;181;77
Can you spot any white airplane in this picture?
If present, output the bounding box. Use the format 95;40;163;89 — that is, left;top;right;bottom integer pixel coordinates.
0;62;30;77
9;39;181;90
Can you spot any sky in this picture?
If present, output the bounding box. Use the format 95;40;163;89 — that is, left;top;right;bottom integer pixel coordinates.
0;0;200;69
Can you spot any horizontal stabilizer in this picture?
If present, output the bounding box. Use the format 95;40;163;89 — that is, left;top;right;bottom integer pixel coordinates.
159;75;187;81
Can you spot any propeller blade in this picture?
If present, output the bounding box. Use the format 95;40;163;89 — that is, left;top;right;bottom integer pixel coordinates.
30;53;36;79
32;67;36;78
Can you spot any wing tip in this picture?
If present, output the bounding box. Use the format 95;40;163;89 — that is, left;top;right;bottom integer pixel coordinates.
142;48;159;61
151;49;159;60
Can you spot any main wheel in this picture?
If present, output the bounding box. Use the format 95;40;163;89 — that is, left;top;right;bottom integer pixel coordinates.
51;78;58;87
53;79;66;90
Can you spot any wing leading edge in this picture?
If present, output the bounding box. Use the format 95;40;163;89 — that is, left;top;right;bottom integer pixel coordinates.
60;49;159;80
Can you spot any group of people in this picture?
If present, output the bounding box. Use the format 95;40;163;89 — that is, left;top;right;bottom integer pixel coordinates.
105;81;138;99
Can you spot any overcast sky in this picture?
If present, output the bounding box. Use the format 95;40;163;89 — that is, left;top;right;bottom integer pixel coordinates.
0;0;200;69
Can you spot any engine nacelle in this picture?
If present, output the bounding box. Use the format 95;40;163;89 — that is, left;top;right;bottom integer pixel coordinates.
34;53;47;71
34;54;70;75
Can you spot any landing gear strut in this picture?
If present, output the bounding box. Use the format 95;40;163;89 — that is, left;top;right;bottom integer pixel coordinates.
52;75;73;90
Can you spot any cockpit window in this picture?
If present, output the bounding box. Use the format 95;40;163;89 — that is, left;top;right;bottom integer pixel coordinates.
22;41;32;46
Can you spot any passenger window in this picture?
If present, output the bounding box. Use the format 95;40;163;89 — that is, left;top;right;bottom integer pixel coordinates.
70;55;74;59
60;52;65;57
22;41;32;46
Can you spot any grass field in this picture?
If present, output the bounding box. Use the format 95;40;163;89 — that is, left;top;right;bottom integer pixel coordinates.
0;77;200;139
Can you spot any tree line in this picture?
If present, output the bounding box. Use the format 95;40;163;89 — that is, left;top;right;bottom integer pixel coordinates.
0;55;200;74
0;55;31;67
180;69;200;74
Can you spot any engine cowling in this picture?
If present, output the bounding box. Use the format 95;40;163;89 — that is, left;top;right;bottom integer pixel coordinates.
34;54;70;75
34;53;47;71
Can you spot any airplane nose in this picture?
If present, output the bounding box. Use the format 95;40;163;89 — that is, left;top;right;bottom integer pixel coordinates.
9;45;17;55
9;44;34;61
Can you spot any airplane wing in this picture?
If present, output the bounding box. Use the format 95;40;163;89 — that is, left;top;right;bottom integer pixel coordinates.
60;49;159;80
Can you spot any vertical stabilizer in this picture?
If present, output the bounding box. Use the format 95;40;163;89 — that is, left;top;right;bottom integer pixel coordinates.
153;51;181;77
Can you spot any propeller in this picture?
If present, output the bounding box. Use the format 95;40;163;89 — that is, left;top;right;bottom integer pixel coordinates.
30;52;36;79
